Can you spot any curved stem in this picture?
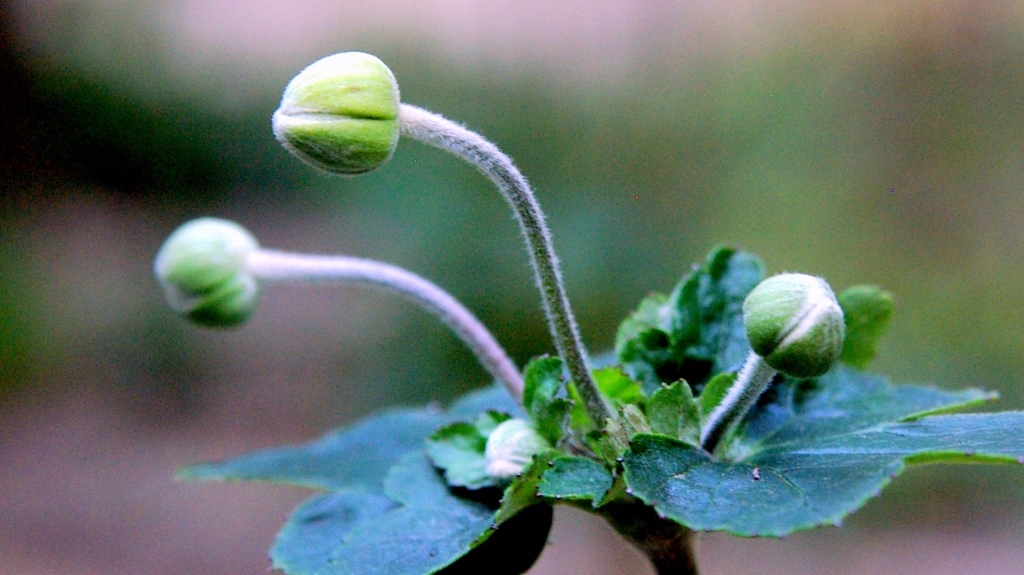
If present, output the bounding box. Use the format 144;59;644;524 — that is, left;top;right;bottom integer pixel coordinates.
700;351;777;453
398;103;611;422
247;249;524;400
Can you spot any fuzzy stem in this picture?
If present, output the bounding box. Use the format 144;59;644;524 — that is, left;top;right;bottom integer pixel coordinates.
247;249;524;400
602;501;700;575
398;103;611;422
700;351;777;453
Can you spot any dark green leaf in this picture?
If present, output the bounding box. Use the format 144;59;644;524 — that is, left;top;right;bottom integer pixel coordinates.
594;366;643;407
522;356;572;444
666;247;763;375
271;491;396;575
176;408;446;490
537;457;614;504
272;452;553;575
624;366;1007;537
838;285;895;368
647;381;700;445
179;384;524;491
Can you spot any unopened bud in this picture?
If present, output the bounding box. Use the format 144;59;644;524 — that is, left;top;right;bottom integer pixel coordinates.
154;218;259;328
484;419;550;480
743;273;845;378
272;52;400;175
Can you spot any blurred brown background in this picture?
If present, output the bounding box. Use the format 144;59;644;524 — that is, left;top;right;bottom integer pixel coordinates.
2;1;1024;573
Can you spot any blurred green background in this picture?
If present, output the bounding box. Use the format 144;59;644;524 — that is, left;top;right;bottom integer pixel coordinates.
2;1;1024;574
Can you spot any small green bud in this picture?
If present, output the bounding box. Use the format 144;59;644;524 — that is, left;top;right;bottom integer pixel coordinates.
272;52;400;175
484;419;550;480
743;273;845;378
154;218;259;328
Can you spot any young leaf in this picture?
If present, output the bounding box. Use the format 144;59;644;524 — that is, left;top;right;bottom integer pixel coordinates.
646;381;700;445
697;372;737;420
493;450;561;524
623;365;1006;537
838;285;895;369
593;366;643;407
522;356;572;444
666;246;763;376
537;456;614;505
615;246;764;394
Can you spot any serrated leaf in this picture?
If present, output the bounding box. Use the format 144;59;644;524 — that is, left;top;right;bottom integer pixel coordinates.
667;247;763;374
522;356;572;444
838;285;895;368
623;365;1008;537
615;247;764;394
647;381;700;445
493;449;560;524
537;457;614;504
271;451;551;575
594;366;643;407
176;408;446;490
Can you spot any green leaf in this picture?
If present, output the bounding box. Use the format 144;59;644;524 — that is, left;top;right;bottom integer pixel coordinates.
623;365;1006;537
666;247;763;374
647;381;700;445
838;285;895;368
537;457;614;504
271;451;552;575
493;450;560;524
615;246;764;394
594;366;643;407
522;356;572;444
697;372;737;420
176;408;446;490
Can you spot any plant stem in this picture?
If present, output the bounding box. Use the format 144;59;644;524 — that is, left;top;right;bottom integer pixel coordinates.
602;501;700;575
700;351;777;453
398;103;611;423
247;249;524;400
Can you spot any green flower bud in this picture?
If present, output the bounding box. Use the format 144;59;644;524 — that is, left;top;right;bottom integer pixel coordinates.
272;52;400;175
484;419;550;480
154;218;259;328
743;273;845;378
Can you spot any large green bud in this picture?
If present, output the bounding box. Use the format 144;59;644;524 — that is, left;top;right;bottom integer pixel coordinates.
154;218;259;328
743;273;845;378
272;52;400;175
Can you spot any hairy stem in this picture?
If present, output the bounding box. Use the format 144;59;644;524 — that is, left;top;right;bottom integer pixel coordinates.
700;351;777;453
398;103;611;422
602;501;700;575
247;249;524;400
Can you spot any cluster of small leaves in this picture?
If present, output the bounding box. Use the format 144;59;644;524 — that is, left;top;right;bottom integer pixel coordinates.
180;246;1024;575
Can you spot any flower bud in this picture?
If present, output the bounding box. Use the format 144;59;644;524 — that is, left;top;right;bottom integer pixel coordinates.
272;52;400;175
743;273;845;378
154;218;259;328
484;419;550;480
